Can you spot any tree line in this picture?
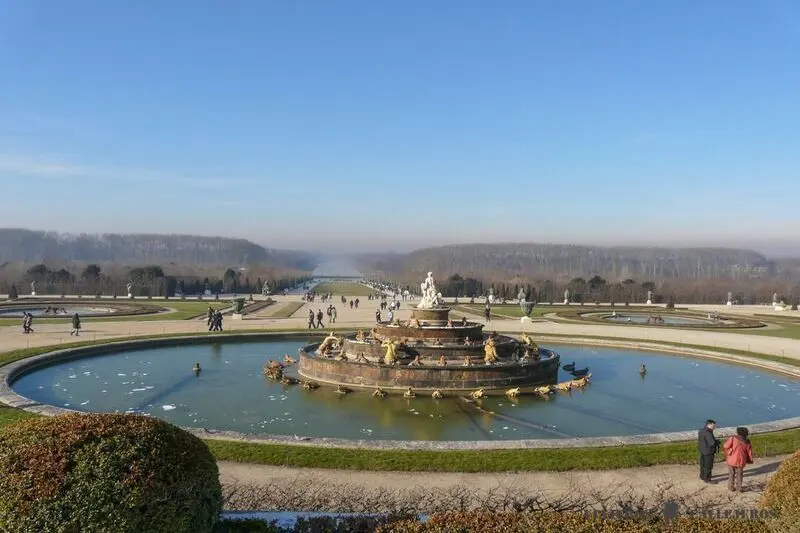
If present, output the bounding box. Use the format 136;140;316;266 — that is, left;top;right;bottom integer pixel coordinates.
388;273;800;306
1;263;313;298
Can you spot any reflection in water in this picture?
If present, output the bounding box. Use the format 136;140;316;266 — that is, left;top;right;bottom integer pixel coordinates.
12;340;800;441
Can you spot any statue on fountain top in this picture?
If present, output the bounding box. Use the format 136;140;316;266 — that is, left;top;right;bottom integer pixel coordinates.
417;271;444;309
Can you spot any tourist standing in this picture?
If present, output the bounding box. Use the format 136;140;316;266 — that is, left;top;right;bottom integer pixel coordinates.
22;312;33;334
723;427;754;492
697;419;720;483
375;308;381;324
331;306;337;323
387;310;394;323
70;313;81;336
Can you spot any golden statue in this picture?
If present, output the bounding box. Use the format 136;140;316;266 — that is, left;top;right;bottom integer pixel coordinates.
438;354;447;366
446;319;454;328
408;317;421;328
336;384;352;395
403;387;416;398
408;355;422;366
355;330;366;341
483;338;498;364
470;388;485;399
301;380;319;390
283;354;297;364
317;332;341;354
463;357;473;367
505;387;520;397
431;389;443;399
372;387;387;398
381;338;398;365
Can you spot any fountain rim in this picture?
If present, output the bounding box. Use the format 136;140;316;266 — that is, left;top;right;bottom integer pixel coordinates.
2;331;800;450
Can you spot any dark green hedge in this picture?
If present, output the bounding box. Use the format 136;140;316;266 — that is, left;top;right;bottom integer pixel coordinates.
0;413;222;533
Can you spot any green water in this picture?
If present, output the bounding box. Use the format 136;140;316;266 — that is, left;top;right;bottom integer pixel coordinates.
12;340;800;441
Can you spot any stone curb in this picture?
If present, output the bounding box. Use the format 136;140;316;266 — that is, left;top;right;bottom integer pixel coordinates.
2;333;800;450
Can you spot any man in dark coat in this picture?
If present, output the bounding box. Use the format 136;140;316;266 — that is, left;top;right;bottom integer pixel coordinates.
70;313;81;336
698;419;720;483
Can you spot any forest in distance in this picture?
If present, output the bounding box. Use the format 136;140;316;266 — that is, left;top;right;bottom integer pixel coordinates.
3;229;800;304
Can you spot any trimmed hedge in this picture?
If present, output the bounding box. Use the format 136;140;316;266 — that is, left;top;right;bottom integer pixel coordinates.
762;449;800;531
376;512;771;532
212;513;774;532
0;413;222;533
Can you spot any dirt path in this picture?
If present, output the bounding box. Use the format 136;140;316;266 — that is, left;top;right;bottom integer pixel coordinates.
218;455;785;509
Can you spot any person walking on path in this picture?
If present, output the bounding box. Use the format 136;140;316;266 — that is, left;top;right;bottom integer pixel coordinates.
331;306;337;324
70;313;81;336
308;309;316;329
484;304;491;322
697;419;720;483
316;309;324;328
723;427;754;492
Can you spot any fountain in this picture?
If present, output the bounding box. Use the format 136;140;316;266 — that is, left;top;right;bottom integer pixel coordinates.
298;272;560;394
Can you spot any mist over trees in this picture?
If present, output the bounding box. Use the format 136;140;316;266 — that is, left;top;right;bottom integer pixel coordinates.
0;229;316;270
358;243;800;305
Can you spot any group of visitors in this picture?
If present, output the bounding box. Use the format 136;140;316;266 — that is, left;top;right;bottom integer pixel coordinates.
698;419;754;492
207;307;224;331
326;304;338;323
308;309;325;329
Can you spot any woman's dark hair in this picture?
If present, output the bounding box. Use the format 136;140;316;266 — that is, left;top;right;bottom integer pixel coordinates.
736;427;749;438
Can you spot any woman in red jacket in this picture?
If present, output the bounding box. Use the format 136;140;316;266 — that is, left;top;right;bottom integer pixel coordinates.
723;427;754;492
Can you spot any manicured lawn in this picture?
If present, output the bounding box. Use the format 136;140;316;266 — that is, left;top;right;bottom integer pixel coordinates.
207;428;798;471
312;282;378;297
267;301;306;318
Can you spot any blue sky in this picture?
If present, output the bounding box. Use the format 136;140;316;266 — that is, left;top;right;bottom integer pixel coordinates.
1;1;799;252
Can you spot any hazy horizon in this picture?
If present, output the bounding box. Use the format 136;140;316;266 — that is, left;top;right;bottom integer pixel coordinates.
2;2;798;252
4;226;800;258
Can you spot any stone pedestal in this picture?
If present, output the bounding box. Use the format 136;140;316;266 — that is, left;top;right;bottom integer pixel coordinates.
564;299;569;304
727;301;732;307
31;292;36;297
127;293;133;299
232;313;243;320
646;300;652;305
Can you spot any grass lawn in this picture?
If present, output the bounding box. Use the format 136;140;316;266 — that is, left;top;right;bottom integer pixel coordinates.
203;427;800;472
1;331;799;472
313;281;378;297
267;301;306;318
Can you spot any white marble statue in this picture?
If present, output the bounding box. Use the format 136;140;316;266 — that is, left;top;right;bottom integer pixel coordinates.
30;280;37;295
262;280;271;297
773;292;778;304
646;290;653;304
563;288;570;304
727;291;733;306
417;272;443;309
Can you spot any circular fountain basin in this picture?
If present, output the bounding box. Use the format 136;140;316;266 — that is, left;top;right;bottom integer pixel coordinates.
0;306;117;318
602;313;712;326
9;338;800;442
